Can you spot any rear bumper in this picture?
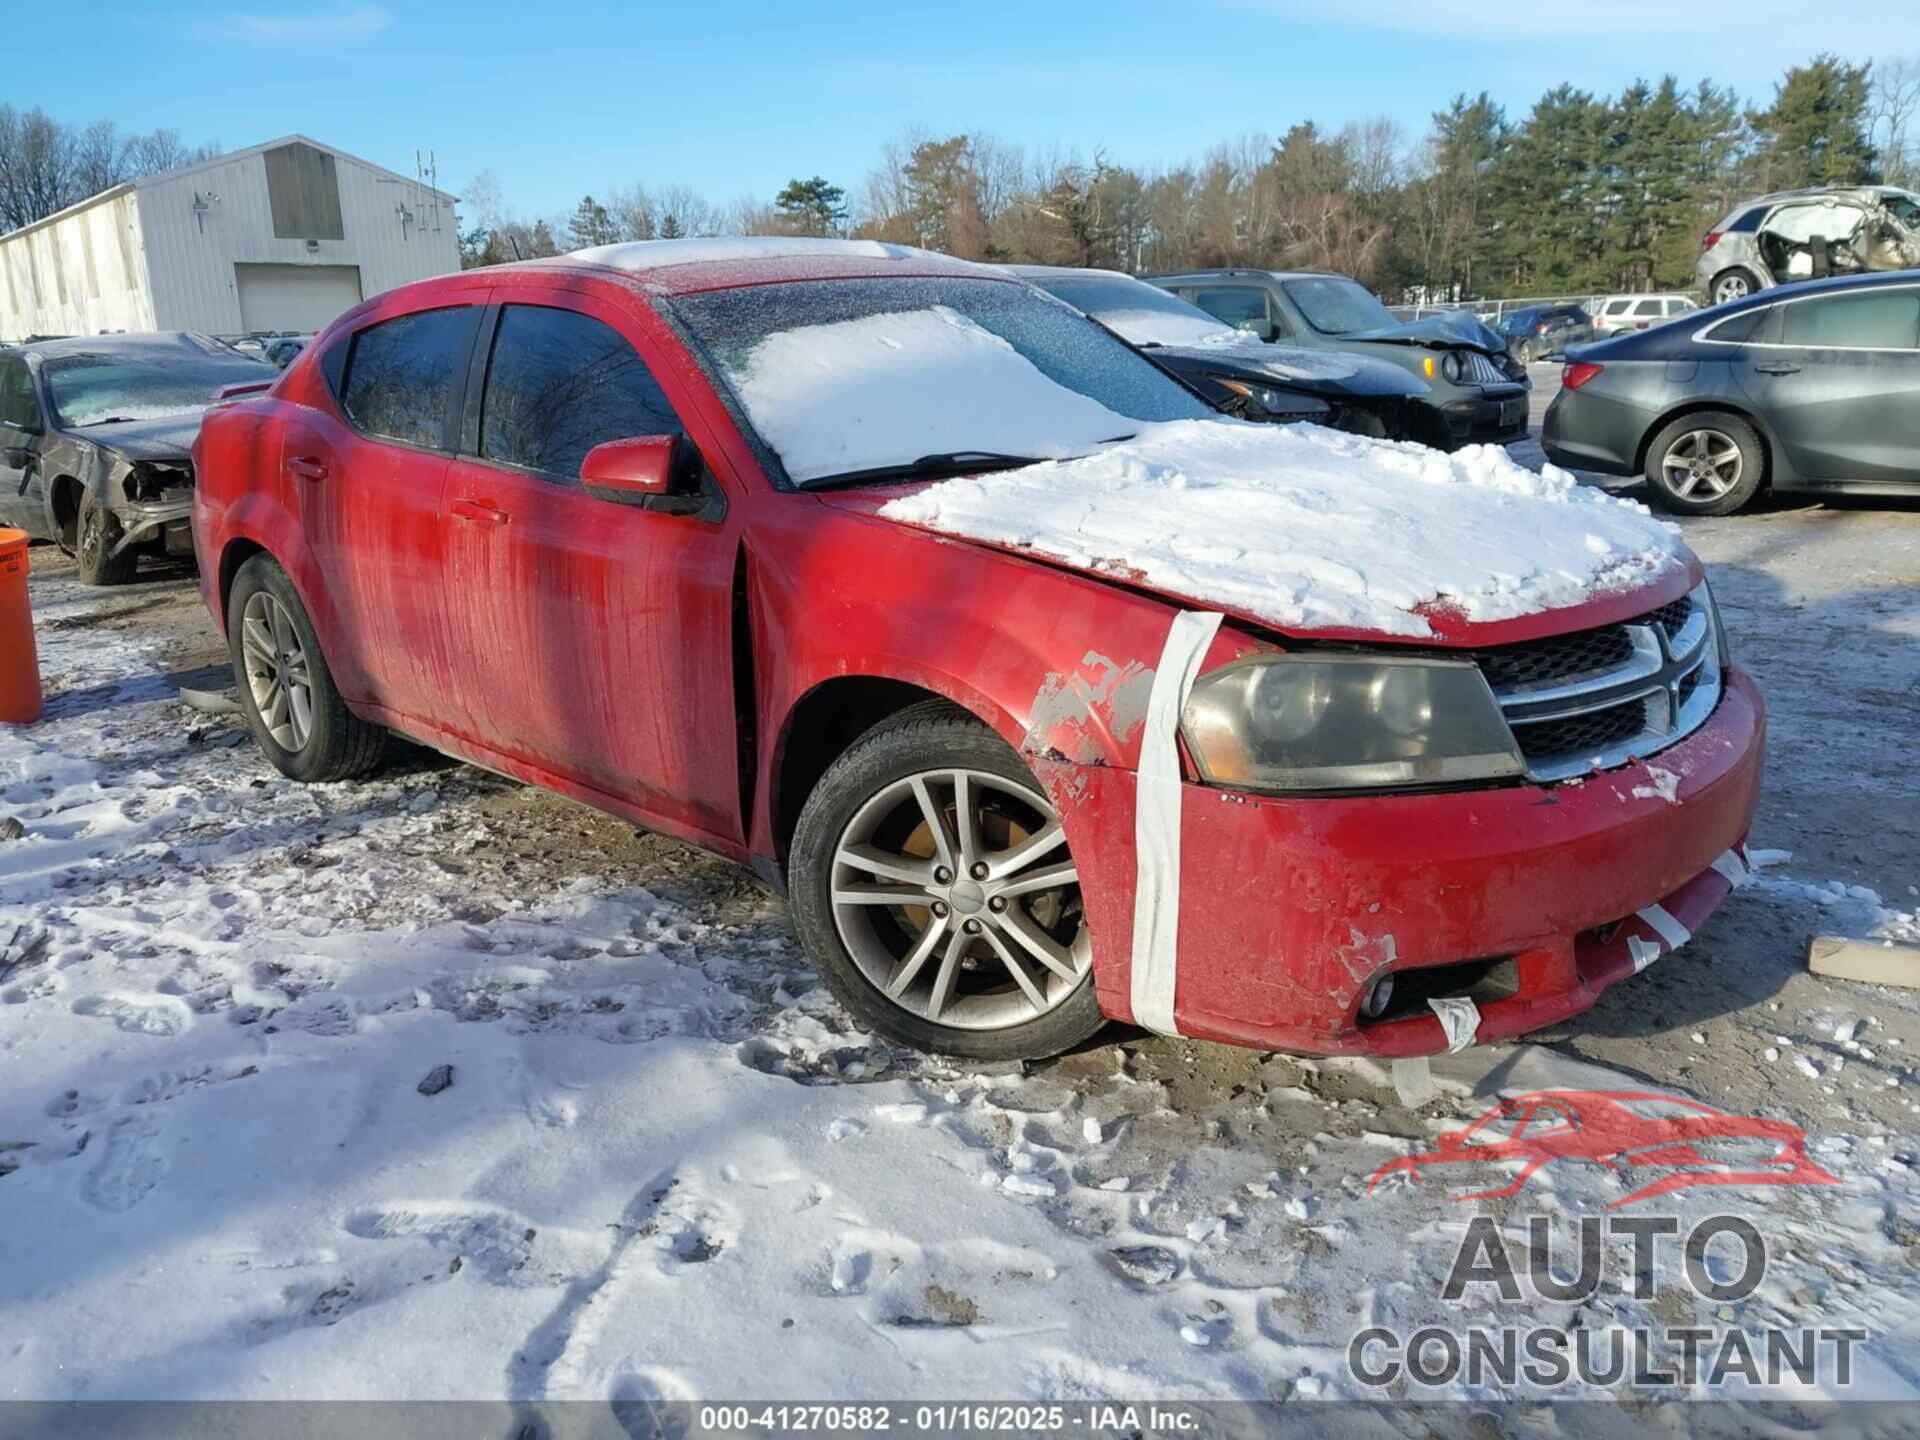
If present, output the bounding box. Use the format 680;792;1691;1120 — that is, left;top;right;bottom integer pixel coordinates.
1077;669;1765;1057
1541;390;1642;475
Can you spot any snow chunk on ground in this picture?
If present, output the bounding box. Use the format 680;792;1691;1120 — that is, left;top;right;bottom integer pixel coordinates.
729;306;1140;484
881;419;1690;637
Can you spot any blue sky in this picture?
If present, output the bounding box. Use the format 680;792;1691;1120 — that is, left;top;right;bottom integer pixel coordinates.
11;2;1910;224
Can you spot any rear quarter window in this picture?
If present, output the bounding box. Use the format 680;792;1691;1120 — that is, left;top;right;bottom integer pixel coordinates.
340;305;480;451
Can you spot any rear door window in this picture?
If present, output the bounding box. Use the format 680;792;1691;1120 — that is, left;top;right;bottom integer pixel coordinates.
340;306;480;451
1779;290;1920;349
478;304;685;482
1632;300;1663;318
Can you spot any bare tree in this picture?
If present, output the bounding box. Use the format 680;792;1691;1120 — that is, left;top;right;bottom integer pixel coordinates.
1871;56;1920;186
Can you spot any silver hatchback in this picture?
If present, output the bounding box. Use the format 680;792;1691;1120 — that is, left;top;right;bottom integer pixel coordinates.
1696;186;1920;306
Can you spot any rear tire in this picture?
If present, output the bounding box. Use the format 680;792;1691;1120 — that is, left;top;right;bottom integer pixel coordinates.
789;701;1105;1061
1643;411;1765;516
74;490;137;586
226;554;385;782
1709;270;1756;305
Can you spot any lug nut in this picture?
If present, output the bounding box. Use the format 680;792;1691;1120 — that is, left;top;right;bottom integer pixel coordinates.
988;896;1007;913
970;862;989;880
933;867;953;885
963;918;981;934
931;901;950;918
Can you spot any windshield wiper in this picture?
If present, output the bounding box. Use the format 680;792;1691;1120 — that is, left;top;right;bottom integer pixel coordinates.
804;451;1046;490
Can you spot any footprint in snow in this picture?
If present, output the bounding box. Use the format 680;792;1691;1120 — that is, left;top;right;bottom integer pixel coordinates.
70;992;194;1037
81;1114;166;1213
610;1367;700;1440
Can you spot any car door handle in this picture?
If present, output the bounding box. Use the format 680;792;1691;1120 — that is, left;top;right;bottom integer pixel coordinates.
450;498;510;525
1753;362;1801;375
287;455;329;481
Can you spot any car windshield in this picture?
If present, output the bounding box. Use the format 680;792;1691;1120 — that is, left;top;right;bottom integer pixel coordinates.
44;346;274;427
671;275;1213;486
1028;274;1243;349
1280;276;1400;336
1498;310;1544;335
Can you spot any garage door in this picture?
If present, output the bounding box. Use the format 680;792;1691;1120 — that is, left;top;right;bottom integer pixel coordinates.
234;263;363;333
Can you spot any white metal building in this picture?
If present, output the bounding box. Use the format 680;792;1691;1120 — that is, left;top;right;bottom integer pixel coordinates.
0;135;460;342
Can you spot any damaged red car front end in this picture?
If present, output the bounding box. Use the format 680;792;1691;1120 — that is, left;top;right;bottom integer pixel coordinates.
193;241;1763;1064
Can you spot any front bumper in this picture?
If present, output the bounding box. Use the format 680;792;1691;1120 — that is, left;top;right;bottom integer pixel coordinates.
1441;385;1529;444
113;498;195;557
1076;669;1765;1057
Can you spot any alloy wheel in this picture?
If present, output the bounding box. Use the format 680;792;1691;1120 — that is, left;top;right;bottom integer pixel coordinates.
1661;429;1743;500
1713;274;1752;304
240;591;315;751
829;768;1090;1031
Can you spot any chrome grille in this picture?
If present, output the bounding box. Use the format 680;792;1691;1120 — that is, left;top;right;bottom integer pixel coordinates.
1468;585;1720;782
1464;351;1513;386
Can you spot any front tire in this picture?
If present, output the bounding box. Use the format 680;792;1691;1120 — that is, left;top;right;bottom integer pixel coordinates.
1643;412;1765;516
226;554;385;782
789;702;1104;1061
1710;270;1756;305
75;491;137;586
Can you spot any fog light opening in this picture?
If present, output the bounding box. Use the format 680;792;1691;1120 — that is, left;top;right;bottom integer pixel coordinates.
1361;976;1395;1020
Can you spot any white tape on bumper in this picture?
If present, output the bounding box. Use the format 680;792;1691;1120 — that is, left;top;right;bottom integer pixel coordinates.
1629;934;1663;973
1129;609;1224;1037
1428;996;1481;1054
1710;848;1750;889
1637;903;1691;952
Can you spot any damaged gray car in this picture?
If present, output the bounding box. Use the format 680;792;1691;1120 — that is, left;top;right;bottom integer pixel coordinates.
1696;185;1920;306
0;333;274;585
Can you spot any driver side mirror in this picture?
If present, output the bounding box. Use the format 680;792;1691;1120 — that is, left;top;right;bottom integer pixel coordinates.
2;445;32;470
581;434;692;509
1236;317;1278;343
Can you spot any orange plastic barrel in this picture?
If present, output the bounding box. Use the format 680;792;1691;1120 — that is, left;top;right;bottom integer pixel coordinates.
0;528;43;724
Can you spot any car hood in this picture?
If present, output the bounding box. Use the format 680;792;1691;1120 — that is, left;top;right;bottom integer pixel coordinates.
817;419;1698;645
1148;344;1429;399
1338;312;1510;356
74;413;203;462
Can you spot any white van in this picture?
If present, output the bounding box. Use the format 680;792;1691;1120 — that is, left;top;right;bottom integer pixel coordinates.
1588;294;1699;337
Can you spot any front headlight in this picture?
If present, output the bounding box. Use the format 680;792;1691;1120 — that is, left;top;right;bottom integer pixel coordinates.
1182;654;1526;793
1439;350;1466;384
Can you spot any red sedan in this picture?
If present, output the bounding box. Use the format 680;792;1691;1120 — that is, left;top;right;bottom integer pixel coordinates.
191;240;1764;1062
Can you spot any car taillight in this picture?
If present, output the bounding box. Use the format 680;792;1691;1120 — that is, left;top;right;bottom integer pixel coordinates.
1702;231;1722;252
1563;361;1604;391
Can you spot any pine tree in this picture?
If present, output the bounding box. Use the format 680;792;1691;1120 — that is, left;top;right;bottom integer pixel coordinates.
529;219;558;257
659;212;684;240
1750;55;1877;188
567;194;618;250
774;176;848;236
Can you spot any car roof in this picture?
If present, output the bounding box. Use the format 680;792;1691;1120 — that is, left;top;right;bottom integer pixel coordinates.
498;236;1004;296
1145;268;1343;284
10;331;245;362
1001;263;1134;282
1707;268;1920;315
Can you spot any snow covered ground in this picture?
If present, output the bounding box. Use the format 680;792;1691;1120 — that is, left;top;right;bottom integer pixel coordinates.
4;433;1920;1413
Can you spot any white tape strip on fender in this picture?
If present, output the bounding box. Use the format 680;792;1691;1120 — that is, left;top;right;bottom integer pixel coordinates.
1128;609;1224;1036
1628;934;1663;973
1428;996;1481;1054
1637;903;1692;952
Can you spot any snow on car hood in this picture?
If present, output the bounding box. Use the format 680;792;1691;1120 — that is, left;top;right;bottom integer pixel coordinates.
877;419;1690;639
